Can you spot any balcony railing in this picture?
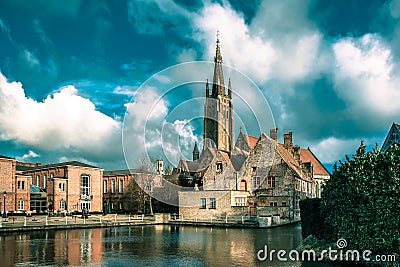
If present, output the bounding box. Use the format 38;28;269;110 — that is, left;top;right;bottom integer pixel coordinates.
80;195;93;201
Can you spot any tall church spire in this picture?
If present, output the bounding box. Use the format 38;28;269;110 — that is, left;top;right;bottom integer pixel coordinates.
203;32;234;156
212;32;226;96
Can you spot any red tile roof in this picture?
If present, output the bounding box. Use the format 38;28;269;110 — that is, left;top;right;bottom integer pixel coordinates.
244;134;258;149
300;148;330;176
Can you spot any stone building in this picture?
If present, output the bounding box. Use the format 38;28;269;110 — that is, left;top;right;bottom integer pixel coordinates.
177;37;330;224
382;122;400;152
21;161;103;213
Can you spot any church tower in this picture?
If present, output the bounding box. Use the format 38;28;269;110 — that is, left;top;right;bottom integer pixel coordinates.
203;36;234;155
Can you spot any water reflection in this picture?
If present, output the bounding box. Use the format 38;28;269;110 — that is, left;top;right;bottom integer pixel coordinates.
0;225;340;267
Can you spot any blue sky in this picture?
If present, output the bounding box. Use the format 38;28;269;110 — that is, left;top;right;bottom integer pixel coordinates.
0;0;399;170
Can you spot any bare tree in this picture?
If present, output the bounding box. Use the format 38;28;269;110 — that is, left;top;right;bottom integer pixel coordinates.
125;153;156;214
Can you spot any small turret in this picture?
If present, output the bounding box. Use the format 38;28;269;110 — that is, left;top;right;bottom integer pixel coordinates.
193;142;200;161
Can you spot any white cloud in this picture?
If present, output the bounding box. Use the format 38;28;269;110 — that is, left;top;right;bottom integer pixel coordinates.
333;34;400;115
0;72;122;160
16;150;39;162
123;87;199;167
192;2;323;84
310;137;363;164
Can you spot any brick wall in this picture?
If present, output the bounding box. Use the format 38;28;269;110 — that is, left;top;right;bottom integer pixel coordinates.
0;158;16;213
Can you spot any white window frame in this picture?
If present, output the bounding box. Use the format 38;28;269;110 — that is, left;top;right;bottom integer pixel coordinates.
118;180;123;193
103;180;108;194
111;180;115;193
18;200;24;210
81;175;91;196
252;176;260;190
200;198;206;209
60;200;66;211
80;201;91;211
209;198;216;209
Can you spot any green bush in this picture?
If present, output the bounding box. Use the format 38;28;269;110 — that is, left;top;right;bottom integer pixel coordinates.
320;142;400;253
299;198;328;240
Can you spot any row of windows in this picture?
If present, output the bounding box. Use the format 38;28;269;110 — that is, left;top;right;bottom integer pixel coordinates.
200;198;216;209
103;180;124;194
34;173;55;188
269;201;286;207
17;181;26;190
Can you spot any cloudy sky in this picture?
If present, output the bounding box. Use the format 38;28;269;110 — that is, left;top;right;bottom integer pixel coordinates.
0;0;399;171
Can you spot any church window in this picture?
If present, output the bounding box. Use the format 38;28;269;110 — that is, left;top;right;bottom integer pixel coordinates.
281;201;287;207
269;201;278;207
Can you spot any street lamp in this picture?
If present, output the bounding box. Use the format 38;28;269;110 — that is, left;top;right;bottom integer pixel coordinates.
3;191;7;218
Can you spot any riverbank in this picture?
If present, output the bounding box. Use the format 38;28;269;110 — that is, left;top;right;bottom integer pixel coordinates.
0;213;300;233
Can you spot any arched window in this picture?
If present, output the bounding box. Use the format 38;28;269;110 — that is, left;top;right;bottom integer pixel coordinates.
240;180;247;191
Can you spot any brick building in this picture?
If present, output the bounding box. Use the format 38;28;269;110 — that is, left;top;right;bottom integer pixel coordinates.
21;161;103;213
0;155;34;214
103;169;162;213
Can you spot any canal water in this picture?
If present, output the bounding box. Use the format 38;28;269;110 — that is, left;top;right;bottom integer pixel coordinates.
0;224;340;266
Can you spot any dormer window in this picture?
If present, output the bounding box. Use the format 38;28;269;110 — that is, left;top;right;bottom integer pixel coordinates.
216;162;223;173
251;166;257;175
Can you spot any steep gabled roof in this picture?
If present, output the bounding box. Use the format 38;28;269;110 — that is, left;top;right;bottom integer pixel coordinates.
300;148;330;176
244;134;258;150
275;143;303;179
382;122;400;152
178;160;200;173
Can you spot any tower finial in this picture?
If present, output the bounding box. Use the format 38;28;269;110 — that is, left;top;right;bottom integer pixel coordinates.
212;31;225;96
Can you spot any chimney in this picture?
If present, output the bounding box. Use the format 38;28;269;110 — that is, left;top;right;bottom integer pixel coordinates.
283;131;293;150
293;145;301;163
270;128;278;141
156;160;164;175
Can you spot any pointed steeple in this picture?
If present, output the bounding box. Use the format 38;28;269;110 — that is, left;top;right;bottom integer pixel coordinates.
228;78;232;99
205;79;209;98
212;32;226;96
193;142;200;161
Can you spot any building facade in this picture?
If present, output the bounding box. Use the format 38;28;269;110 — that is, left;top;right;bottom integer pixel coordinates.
21;161;103;213
103;169;162;213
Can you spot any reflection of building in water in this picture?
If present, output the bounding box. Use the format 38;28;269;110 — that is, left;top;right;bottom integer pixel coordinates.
66;229;103;265
0;229;103;266
0;234;31;265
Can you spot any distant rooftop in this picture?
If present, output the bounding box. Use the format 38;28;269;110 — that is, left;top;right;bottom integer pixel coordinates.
19;161;99;171
103;169;152;176
30;184;45;193
0;154;14;160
